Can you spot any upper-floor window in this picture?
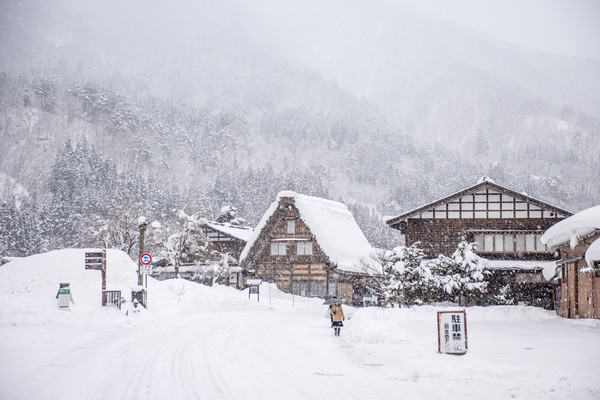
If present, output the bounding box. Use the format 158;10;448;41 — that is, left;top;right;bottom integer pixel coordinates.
271;242;287;256
297;242;313;255
287;220;296;234
473;232;547;253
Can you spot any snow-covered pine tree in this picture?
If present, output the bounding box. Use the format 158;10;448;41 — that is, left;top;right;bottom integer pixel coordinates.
216;205;244;225
396;243;434;306
450;241;489;306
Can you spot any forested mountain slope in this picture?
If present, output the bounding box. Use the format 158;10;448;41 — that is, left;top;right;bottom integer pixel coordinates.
0;0;598;257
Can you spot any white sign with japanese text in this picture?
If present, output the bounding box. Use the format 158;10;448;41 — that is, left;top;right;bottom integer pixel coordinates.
437;310;468;355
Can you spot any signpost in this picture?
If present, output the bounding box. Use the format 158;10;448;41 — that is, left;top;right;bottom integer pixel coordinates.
247;279;262;302
85;250;107;306
140;253;152;289
437;310;468;355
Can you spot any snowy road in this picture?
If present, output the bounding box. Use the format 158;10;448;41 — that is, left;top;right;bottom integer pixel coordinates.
3;303;600;400
2;308;395;400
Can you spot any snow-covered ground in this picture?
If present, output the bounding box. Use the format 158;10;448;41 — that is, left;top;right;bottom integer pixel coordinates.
1;249;599;400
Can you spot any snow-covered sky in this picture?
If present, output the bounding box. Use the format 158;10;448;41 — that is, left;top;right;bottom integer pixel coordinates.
391;0;600;60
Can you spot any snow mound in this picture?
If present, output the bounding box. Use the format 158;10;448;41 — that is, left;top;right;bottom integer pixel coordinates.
0;248;331;327
0;249;139;325
348;308;409;344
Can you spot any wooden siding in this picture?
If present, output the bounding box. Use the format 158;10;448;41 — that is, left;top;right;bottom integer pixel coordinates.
555;231;600;319
403;218;559;259
408;189;567;220
387;181;572;226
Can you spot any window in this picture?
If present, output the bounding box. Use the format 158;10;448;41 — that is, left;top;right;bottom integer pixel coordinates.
484;235;494;252
270;242;287;256
525;234;536;251
297;242;313;255
494;234;504;252
504;235;514;252
474;234;484;250
516;234;526;252
474;232;547;254
287;221;295;234
535;234;546;252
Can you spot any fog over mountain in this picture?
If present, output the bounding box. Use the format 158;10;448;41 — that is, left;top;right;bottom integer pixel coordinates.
1;0;599;254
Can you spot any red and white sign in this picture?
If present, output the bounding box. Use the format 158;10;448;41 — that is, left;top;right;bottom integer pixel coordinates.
140;253;152;265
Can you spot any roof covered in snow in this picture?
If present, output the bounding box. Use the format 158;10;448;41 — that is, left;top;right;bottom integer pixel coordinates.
206;222;254;242
240;191;374;273
541;205;600;249
585;238;600;268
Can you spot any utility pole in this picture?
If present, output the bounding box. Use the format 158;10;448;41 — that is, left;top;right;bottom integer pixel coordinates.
138;221;148;286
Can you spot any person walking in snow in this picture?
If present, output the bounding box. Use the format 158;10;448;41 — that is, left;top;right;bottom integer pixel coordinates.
330;303;345;336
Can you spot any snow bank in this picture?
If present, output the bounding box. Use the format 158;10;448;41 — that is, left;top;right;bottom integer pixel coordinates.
346;305;558;346
0;249;290;327
348;308;409;344
0;249;138;326
541;205;600;248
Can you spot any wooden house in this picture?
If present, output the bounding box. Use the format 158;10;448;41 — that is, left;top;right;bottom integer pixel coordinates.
386;178;573;307
239;191;376;304
200;221;254;260
541;205;600;319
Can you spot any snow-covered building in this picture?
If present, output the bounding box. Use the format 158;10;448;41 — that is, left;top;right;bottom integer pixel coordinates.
386;178;573;308
200;221;254;260
240;191;375;304
541;205;600;319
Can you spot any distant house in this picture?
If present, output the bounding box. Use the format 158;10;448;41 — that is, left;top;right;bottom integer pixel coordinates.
240;191;375;304
541;205;600;319
200;221;254;260
386;178;573;307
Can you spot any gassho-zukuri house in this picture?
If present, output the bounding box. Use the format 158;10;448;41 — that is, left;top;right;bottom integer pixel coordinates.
385;178;573;308
239;191;377;304
541;205;600;319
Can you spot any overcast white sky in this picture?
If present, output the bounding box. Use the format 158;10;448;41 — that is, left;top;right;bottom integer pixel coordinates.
391;0;600;60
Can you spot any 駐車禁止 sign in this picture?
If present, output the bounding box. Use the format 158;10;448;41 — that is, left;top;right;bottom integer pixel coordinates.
437;310;468;355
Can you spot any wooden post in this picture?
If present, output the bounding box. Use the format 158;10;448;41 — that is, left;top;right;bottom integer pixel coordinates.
101;250;107;306
307;263;312;297
138;222;147;286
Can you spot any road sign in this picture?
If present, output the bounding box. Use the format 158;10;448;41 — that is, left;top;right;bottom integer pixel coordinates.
84;250;107;306
85;252;105;270
437;310;468;355
140;264;152;275
140;253;152;265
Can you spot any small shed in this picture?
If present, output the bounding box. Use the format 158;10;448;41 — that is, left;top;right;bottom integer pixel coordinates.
239;191;376;304
541;205;600;319
201;221;254;260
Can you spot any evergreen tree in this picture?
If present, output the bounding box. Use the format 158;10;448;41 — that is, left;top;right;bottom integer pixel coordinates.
430;241;489;306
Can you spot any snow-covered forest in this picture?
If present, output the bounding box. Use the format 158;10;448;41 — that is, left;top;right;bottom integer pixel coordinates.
1;0;599;258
